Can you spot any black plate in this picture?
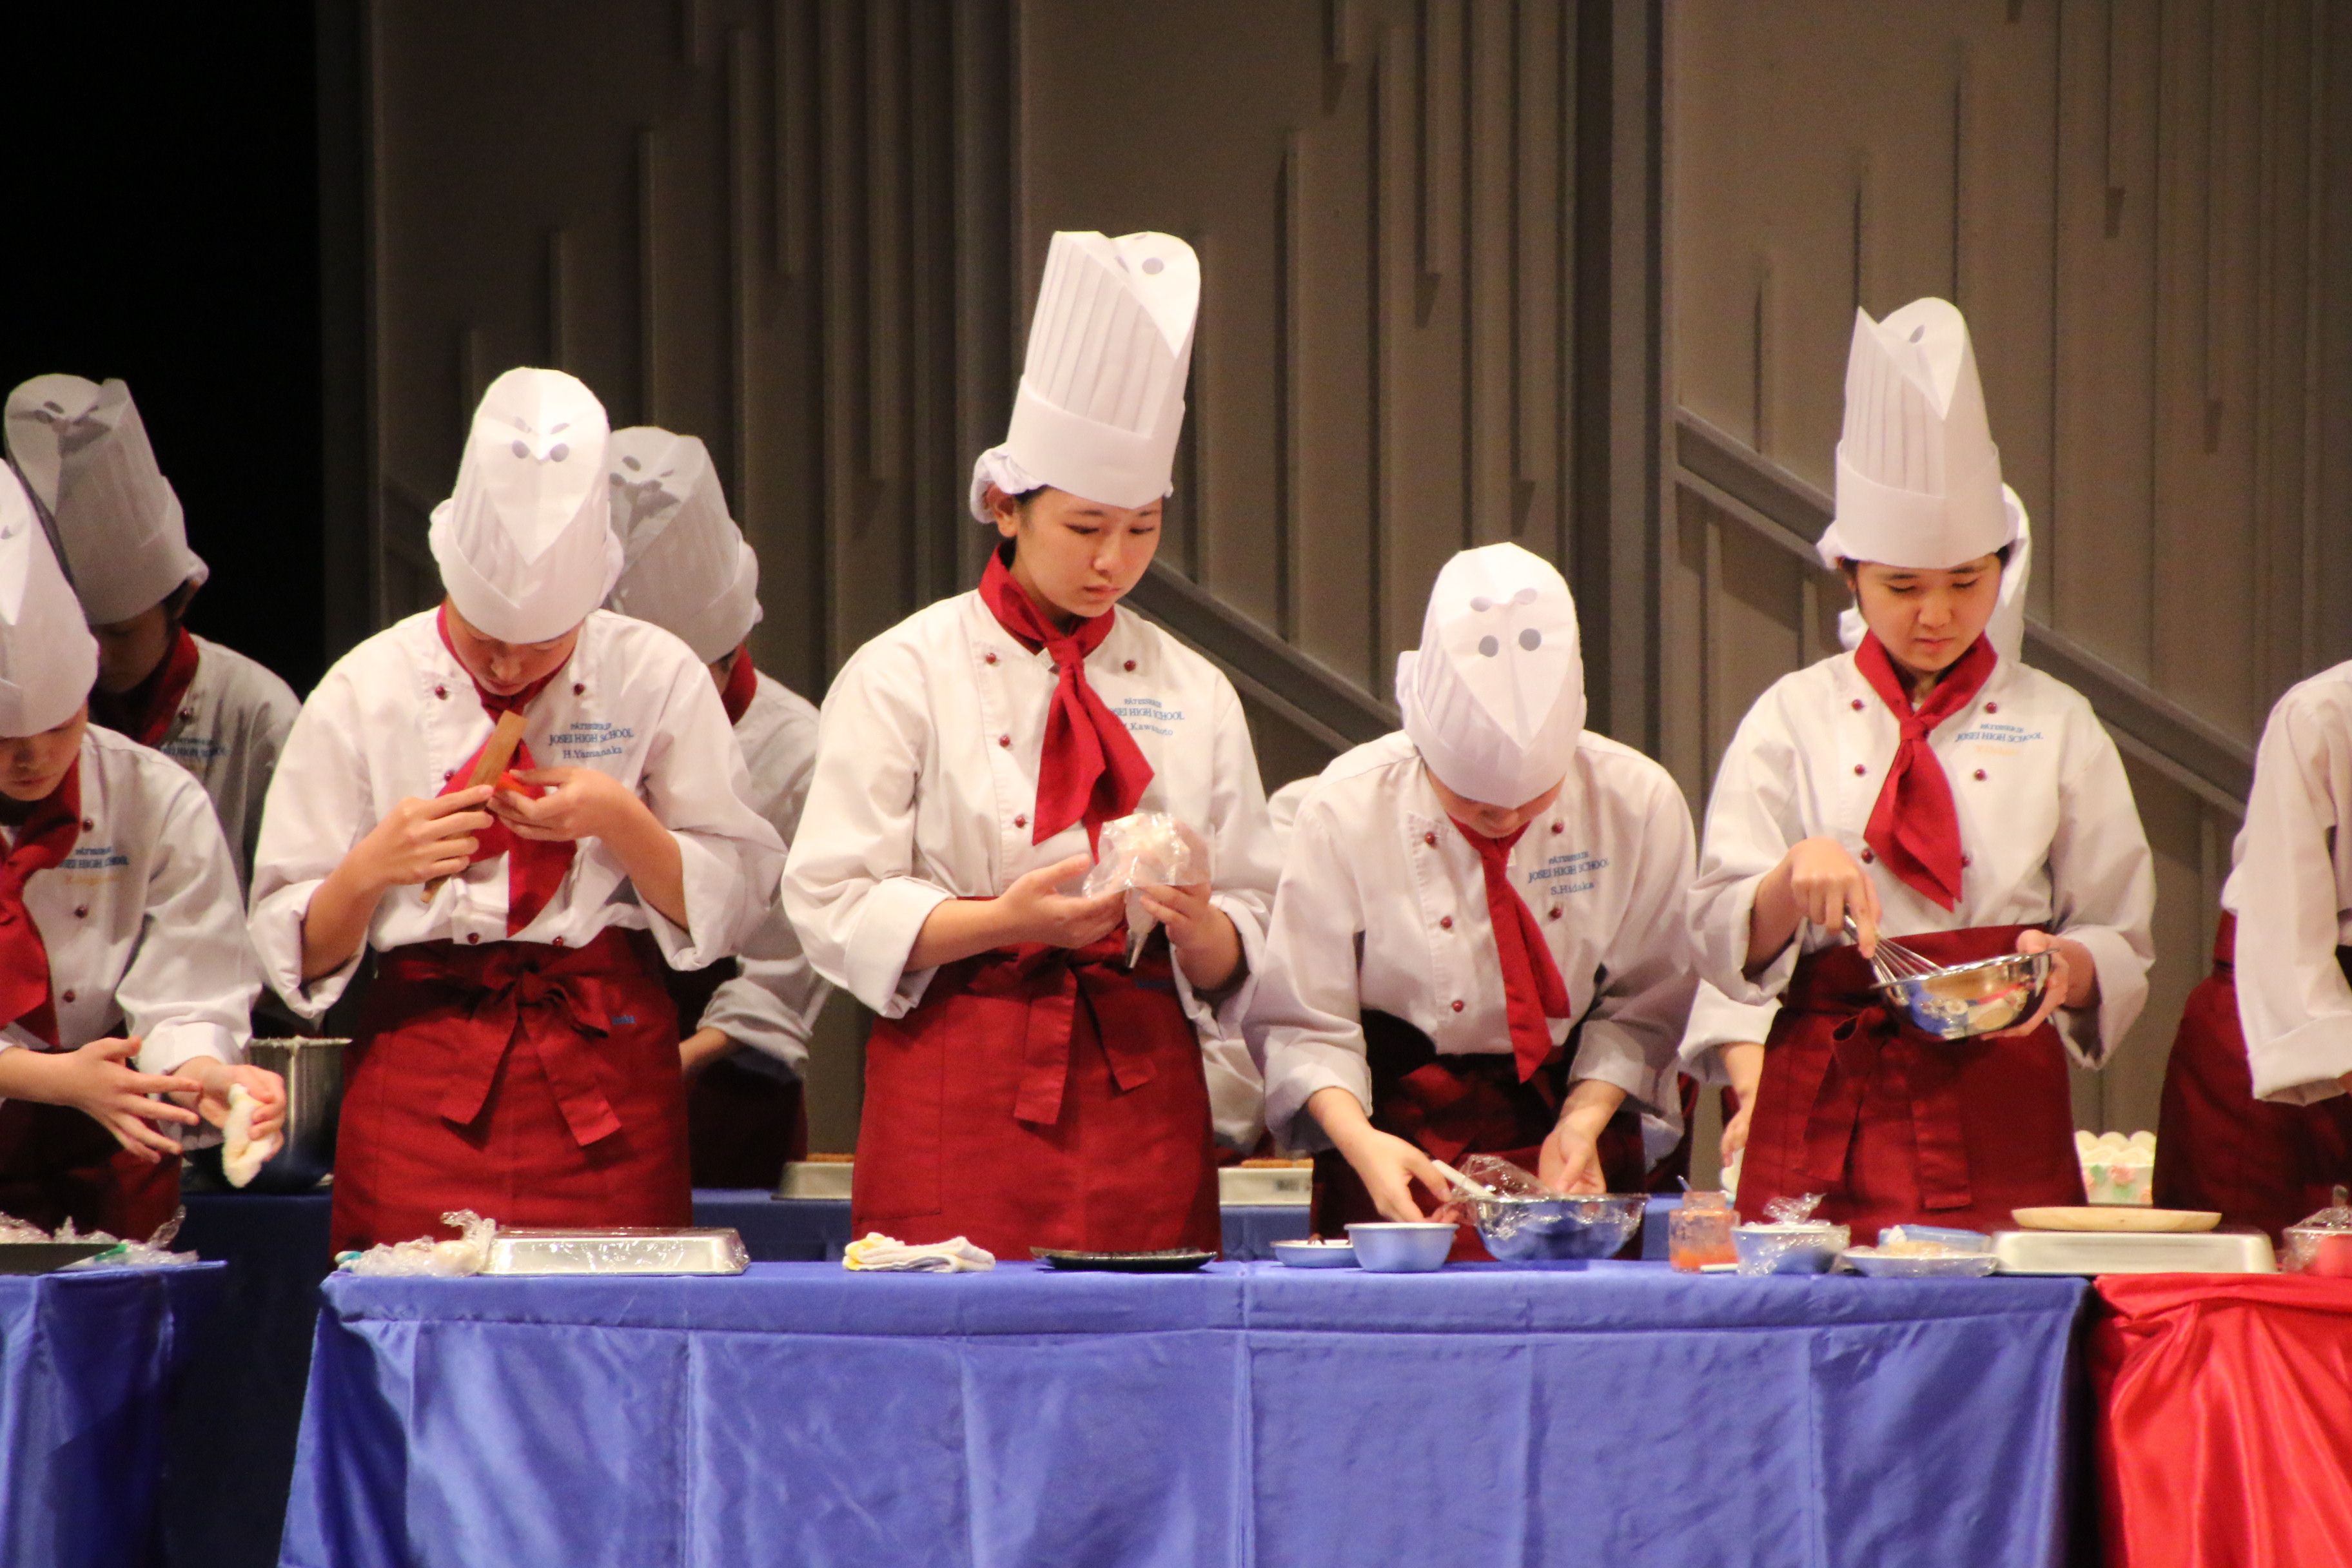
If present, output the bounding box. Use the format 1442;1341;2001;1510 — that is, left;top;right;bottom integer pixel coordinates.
1031;1248;1216;1273
0;1243;113;1275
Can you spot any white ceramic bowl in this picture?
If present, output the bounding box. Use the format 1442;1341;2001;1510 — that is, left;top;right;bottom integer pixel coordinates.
1345;1222;1456;1273
1271;1239;1358;1269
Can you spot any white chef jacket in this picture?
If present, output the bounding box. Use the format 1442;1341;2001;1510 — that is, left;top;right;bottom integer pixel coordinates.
781;589;1280;1150
1690;648;2155;1068
1676;981;1781;1086
701;671;829;1082
1249;729;1699;1155
2221;662;2352;1103
148;634;299;892
3;727;258;1117
250;609;785;1019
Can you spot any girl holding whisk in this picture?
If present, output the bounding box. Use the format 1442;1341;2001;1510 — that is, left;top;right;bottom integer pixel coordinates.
1687;299;2154;1240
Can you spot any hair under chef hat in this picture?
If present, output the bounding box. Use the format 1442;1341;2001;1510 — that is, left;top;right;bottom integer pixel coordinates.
603;426;762;663
1833;505;2034;665
430;368;620;644
0;467;98;738
1396;542;1586;807
3;375;208;627
1814;298;2017;573
968;230;1199;522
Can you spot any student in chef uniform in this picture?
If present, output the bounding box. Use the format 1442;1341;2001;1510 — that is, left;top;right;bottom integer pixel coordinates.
0;469;282;1237
1248;545;1696;1253
1691;299;2155;1240
5;377;299;890
604;425;828;1187
783;231;1279;1258
249;369;783;1253
2151;672;2352;1239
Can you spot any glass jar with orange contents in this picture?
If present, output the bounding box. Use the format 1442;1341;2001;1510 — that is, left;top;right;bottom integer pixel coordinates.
1669;1191;1738;1271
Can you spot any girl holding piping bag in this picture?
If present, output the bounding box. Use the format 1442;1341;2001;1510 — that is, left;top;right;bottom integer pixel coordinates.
783;231;1279;1259
249;368;783;1253
1248;544;1698;1258
1690;299;2155;1241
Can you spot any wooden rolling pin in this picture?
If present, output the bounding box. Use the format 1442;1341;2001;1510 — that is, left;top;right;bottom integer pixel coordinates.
421;709;529;901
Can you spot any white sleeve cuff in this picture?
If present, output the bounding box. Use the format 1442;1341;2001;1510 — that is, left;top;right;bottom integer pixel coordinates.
1704;872;1798;1004
2250;1014;2352;1104
1261;1041;1373;1155
845;876;955;1019
1567;1021;1660;1114
250;880;358;1021
645;832;747;972
2056;925;2150;1070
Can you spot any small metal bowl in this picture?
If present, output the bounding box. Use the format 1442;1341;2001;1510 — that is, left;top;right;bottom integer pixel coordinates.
1461;1193;1647;1262
1876;949;2054;1041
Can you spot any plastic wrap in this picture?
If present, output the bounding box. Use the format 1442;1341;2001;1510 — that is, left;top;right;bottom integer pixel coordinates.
1843;1224;1999;1279
337;1210;498;1278
0;1206;203;1269
2282;1185;2352;1277
1729;1195;1845;1276
1449;1155;1645;1262
1080;812;1211;965
484;1228;750;1276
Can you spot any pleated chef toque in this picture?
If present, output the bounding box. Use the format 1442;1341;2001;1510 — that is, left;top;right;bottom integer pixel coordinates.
967;230;1199;520
603;426;761;663
431;368;620;643
1396;543;1585;808
0;466;98;738
3;375;208;627
1815;298;2020;573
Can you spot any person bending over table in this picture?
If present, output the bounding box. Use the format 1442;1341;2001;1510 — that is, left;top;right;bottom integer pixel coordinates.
1690;298;2154;1243
783;231;1279;1259
1248;544;1697;1260
248;368;782;1254
0;468;282;1239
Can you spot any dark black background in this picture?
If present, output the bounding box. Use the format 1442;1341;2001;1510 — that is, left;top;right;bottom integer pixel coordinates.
0;6;327;693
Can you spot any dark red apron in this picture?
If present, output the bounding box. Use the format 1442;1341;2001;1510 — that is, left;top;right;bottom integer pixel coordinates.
330;926;691;1253
667;957;809;1190
850;927;1220;1259
1738;925;2084;1242
0;1097;181;1240
1311;1010;1650;1262
2154;912;2352;1241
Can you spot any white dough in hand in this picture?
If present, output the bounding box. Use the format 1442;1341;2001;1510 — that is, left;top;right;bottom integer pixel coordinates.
221;1084;279;1188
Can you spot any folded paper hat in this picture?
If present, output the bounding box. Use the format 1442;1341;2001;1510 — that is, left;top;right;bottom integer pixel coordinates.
604;427;761;663
968;230;1199;520
1397;542;1586;808
430;368;620;643
0;466;99;738
4;375;208;626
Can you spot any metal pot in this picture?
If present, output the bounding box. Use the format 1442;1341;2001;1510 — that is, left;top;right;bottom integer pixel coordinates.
240;1039;348;1191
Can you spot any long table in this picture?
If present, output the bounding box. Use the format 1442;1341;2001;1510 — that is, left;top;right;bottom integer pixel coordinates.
279;1260;2088;1568
0;1262;223;1568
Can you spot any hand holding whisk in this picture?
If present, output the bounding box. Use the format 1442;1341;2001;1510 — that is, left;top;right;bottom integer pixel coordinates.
1843;913;1939;988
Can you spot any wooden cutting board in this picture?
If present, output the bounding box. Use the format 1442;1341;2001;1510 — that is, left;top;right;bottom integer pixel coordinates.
2010;1206;2220;1233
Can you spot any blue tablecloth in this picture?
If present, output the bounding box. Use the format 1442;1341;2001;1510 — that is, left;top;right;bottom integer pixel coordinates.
0;1262;224;1568
280;1260;2087;1568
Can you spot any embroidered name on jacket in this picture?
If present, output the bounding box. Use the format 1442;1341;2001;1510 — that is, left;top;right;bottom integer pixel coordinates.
1110;698;1182;737
1527;850;1605;894
1954;722;2044;747
549;721;635;762
58;845;132;874
162;734;226;766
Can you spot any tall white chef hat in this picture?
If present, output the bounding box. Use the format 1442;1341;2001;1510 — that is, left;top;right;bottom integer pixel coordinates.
1396;542;1585;807
429;368;620;644
1814;297;2018;572
3;375;208;627
967;230;1199;522
603;426;762;663
0;466;99;738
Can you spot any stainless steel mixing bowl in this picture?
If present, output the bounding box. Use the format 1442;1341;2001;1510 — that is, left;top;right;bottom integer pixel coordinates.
1876;949;2054;1042
1463;1191;1646;1262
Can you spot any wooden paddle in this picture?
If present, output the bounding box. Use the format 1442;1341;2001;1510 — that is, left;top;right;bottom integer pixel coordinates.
421;709;529;901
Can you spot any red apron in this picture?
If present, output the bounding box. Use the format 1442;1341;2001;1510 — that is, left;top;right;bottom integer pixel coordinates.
1311;1010;1651;1262
2153;912;2352;1241
1738;925;2084;1242
851;928;1220;1259
0;1097;181;1240
667;957;808;1190
330;926;691;1253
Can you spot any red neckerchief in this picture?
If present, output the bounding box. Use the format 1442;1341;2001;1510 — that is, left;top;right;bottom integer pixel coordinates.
977;552;1153;847
0;761;81;1047
88;625;200;747
434;607;576;935
1449;817;1573;1083
719;645;758;727
1855;631;1997;910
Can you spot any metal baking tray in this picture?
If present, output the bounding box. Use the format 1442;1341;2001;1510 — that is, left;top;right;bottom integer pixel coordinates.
1218;1164;1312;1206
775;1161;855;1200
0;1242;113;1275
480;1228;749;1276
1992;1228;2276;1276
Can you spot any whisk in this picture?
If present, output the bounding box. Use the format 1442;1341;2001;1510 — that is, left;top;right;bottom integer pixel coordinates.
1842;914;1940;987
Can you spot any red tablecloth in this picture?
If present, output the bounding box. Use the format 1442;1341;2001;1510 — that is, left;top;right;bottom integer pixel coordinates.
2093;1273;2352;1567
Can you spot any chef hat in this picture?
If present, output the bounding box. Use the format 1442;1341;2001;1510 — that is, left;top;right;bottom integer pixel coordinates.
1835;493;2034;665
603;426;762;663
967;230;1199;522
0;467;99;738
1814;298;2016;571
3;375;208;627
1396;543;1585;807
429;368;621;644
